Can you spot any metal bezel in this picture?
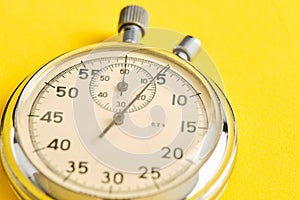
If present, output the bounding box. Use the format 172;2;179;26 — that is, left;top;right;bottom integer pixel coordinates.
0;42;237;200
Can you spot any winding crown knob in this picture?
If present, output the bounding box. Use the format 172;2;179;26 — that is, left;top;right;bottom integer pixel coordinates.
118;5;149;36
118;5;149;43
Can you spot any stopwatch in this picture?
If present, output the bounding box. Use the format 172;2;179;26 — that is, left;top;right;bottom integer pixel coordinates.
0;5;237;200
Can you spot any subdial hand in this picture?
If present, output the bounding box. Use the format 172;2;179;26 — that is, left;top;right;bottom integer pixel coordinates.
117;55;128;95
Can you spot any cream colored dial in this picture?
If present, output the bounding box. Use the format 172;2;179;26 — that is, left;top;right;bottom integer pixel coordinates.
15;45;221;200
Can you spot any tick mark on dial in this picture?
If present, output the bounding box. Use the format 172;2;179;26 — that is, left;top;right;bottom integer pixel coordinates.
189;92;201;98
81;60;87;68
198;126;208;130
44;82;55;88
185;158;195;165
153;180;160;190
27;114;40;117
63;173;72;182
33;147;46;153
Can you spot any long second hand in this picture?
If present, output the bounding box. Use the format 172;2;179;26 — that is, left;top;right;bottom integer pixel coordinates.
99;65;170;138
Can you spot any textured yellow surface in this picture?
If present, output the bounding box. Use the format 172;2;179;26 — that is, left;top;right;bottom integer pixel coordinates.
0;0;299;199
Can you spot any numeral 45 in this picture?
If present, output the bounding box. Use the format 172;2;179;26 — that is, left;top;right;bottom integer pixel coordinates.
40;111;63;123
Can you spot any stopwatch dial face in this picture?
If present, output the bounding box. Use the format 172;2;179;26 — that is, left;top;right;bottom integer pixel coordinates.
15;46;221;199
89;62;156;113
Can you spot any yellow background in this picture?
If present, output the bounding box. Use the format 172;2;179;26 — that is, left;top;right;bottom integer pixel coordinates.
0;0;299;199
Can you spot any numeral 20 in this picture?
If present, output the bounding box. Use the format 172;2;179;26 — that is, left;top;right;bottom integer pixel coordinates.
161;146;183;159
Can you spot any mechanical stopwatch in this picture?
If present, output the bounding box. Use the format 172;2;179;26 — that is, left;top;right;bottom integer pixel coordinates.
0;5;237;200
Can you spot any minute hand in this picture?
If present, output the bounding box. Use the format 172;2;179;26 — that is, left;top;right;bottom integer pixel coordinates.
120;65;170;114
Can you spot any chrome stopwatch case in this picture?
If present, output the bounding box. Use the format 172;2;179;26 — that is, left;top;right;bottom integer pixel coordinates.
0;5;237;200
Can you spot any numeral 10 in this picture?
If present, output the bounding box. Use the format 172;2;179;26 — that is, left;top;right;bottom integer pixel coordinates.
172;94;187;106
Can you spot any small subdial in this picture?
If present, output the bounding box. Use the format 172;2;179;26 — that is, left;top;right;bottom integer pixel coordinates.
90;63;156;113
